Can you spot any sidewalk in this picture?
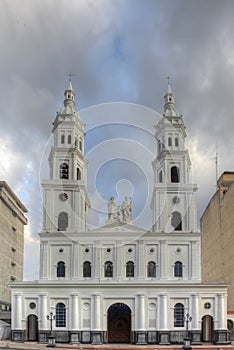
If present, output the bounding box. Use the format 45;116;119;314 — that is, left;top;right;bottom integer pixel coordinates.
0;341;233;350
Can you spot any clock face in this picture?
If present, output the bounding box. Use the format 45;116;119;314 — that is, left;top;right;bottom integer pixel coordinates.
172;196;180;204
59;192;68;201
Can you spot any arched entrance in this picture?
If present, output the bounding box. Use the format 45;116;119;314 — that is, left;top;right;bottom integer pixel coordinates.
202;315;213;342
27;314;38;341
228;319;234;341
107;303;131;343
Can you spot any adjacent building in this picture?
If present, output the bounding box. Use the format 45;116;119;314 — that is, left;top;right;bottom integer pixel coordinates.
0;181;27;322
201;171;234;340
11;82;230;345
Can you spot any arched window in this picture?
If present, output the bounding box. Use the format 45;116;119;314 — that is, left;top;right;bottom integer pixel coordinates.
174;303;184;327
171;166;180;183
83;261;91;278
79;140;82;152
58;212;68;231
126;261;134;277
168;137;172;147
56;303;66;327
61;134;65;144
77;168;81;180
57;261;65;278
60;163;69;179
171;211;182;231
104;261;113;278
175;137;179;147
159;170;163;183
147;261;156;277
68;135;71;144
174;261;183;277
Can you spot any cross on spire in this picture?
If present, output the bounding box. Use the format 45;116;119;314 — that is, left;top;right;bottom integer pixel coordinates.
65;73;78;82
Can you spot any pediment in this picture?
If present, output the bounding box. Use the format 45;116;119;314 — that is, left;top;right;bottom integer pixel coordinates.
91;220;148;234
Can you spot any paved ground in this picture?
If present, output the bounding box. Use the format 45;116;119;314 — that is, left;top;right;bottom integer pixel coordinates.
0;341;233;350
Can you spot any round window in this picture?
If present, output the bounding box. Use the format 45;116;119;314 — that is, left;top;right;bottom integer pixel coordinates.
204;302;211;309
128;248;133;253
58;248;64;254
85;248;89;253
29;302;36;309
107;248;111;253
172;196;180;204
59;192;68;201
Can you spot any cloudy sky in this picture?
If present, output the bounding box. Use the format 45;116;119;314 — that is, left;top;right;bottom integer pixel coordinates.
1;0;234;280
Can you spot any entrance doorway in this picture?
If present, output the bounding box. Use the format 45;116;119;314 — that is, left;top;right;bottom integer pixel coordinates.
27;314;38;341
202;315;213;342
107;303;131;343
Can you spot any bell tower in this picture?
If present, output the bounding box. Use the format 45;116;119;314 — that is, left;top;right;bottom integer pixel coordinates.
42;81;90;232
151;83;197;232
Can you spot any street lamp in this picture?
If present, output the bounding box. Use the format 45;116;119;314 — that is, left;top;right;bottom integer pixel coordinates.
183;313;192;350
46;312;56;347
184;312;192;338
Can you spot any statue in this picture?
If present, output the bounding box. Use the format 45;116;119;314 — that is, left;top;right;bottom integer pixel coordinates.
108;196;116;220
121;196;132;223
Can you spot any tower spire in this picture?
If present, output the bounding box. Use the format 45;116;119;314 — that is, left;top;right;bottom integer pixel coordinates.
64;77;76;108
163;78;179;117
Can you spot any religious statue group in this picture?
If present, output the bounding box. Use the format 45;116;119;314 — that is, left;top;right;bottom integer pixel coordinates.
107;196;132;223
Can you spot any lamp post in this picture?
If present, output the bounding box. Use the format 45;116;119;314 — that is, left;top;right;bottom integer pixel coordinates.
46;312;56;347
184;312;192;338
183;313;192;350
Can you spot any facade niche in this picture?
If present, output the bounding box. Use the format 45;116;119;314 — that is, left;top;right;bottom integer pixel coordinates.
83;261;91;278
126;261;134;277
171;211;182;231
147;261;156;277
58;212;68;231
104;261;113;278
57;261;65;278
174;261;183;277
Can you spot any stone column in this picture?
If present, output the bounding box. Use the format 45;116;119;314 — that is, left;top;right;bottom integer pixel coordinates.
135;293;147;345
39;293;48;330
72;243;79;278
160;240;167;279
92;293;103;344
159;294;168;329
70;294;80;344
116;241;122;278
191;294;202;344
214;293;230;345
217;294;225;329
158;294;170;345
40;242;49;279
191;294;199;329
138;240;145;278
71;294;79;330
137;293;146;330
14;293;22;329
11;293;24;342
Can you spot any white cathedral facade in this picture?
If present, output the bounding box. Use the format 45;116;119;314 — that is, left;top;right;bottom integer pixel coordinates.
11;82;230;345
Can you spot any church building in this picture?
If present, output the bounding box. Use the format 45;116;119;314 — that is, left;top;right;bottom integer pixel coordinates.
11;82;230;345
